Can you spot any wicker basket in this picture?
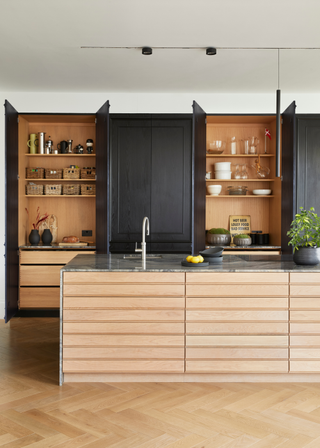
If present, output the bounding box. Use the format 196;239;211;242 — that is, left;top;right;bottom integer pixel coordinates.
26;167;44;179
80;169;96;179
63;184;80;195
26;184;44;195
81;184;96;196
45;184;62;195
63;168;80;179
45;169;63;179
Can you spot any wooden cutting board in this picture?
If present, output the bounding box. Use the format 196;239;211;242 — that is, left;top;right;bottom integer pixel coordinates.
58;242;88;246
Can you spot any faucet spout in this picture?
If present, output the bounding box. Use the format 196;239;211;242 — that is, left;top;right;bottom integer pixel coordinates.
135;216;150;262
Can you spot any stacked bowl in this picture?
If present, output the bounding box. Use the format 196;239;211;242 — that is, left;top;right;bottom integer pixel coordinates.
214;162;231;179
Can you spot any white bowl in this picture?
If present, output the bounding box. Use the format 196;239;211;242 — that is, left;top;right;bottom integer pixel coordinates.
215;162;231;171
215;171;232;179
207;185;222;195
252;189;272;195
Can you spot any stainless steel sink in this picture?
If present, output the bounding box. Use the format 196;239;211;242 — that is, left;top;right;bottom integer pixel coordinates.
123;254;163;260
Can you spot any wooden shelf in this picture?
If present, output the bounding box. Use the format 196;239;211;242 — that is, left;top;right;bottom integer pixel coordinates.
25;195;96;198
207;179;274;182
25;179;95;182
206;195;274;198
206;154;274;158
25;154;95;157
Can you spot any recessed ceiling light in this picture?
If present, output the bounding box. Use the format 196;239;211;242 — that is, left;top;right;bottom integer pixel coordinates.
206;47;217;56
142;47;152;55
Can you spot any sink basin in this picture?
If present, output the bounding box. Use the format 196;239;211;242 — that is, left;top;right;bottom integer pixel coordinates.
123;254;163;260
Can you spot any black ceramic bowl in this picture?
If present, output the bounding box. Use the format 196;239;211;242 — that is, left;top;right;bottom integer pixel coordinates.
200;247;224;258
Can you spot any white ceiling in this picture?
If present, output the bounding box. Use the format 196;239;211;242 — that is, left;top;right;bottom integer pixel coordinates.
1;0;320;93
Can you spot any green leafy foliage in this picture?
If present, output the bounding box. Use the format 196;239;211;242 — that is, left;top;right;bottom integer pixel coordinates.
208;228;230;234
287;207;320;252
236;234;250;238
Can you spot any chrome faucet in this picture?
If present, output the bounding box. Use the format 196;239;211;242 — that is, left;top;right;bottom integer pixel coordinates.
135;216;150;261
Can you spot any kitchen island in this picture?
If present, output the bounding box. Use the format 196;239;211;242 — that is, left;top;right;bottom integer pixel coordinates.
60;254;320;385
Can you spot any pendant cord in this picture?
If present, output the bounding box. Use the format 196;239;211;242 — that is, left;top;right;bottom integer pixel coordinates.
278;49;280;90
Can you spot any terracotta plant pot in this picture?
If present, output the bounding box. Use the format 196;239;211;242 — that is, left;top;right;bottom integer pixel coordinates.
293;246;320;265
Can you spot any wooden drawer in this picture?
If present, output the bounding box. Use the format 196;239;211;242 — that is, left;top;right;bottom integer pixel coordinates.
63;283;184;297
20;265;63;286
186;297;288;309
186;310;288;322
290;349;320;359
63;334;184;347
186;322;288;335
186;335;288;347
186;273;288;284
186;284;288;297
63;309;184;322
19;287;60;308
186;347;288;359
291;335;320;347
186;360;288;373
290;285;320;297
290;273;320;284
20;250;95;265
63;322;184;334
64;272;185;284
290;297;320;310
63;296;185;309
290;311;320;322
290;361;320;373
63;347;184;359
63;360;184;373
290;323;320;334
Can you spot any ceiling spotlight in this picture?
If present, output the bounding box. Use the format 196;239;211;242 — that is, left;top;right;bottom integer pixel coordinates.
142;47;152;55
206;47;217;56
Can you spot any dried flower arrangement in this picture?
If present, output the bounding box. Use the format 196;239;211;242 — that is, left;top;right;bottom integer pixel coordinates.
25;207;49;230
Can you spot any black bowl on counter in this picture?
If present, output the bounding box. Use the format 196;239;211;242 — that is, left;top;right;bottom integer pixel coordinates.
200;247;224;258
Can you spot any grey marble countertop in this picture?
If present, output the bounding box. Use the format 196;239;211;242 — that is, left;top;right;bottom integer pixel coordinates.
61;253;320;273
20;244;96;250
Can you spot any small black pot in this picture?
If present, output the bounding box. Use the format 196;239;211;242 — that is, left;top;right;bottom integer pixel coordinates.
293;246;320;265
29;229;40;246
41;229;52;245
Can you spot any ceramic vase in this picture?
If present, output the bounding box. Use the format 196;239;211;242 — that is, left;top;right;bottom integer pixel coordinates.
41;229;52;245
206;233;231;246
29;229;40;246
293;246;320;265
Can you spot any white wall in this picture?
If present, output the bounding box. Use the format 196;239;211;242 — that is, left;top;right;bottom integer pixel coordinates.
2;90;320;318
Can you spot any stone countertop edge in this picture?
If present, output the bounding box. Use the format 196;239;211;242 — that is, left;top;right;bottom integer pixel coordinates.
60;253;320;273
20;244;96;250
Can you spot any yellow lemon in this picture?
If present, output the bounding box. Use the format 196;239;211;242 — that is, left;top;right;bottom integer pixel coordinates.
186;255;193;262
191;257;200;263
198;255;204;262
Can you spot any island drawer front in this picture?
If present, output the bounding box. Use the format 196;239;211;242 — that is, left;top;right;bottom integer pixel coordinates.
186;284;288;297
63;272;185;284
63;283;184;297
290;285;320;297
63;360;184;373
187;297;288;309
186;273;288;284
291;335;320;346
63;334;184;347
186;360;288;373
63;296;185;309
186;335;288;347
290;323;320;334
290;311;320;321
187;311;288;321
63;309;184;322
20;287;60;308
290;273;320;284
63;322;184;334
63;347;185;359
187;322;288;335
290;298;320;310
290;361;320;373
290;349;320;359
20;251;95;265
186;348;288;359
20;265;63;286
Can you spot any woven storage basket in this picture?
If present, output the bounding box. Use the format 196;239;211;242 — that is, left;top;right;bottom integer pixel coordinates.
80;168;96;179
45;169;63;179
45;184;62;195
26;167;44;179
63;184;80;195
63;168;80;179
81;184;96;196
26;184;44;195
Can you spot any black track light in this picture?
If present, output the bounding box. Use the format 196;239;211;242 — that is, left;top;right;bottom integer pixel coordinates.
206;47;217;56
142;47;152;55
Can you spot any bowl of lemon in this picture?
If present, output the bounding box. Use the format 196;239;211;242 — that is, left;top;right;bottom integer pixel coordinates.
181;255;209;267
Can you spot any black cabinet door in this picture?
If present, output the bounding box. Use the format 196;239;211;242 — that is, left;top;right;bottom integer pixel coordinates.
96;100;110;254
4;100;19;322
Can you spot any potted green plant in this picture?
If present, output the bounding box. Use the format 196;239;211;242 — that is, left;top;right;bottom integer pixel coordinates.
287;207;320;265
206;228;231;246
233;234;252;246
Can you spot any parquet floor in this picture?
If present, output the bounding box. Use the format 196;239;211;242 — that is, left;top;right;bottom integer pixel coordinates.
2;320;320;448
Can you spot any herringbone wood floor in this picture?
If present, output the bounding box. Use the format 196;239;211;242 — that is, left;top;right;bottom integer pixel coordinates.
2;319;320;447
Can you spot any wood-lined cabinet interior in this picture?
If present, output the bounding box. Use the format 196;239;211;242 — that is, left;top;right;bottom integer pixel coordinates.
205;115;282;247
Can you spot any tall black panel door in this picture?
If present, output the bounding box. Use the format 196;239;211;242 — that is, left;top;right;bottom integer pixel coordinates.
150;116;192;252
281;101;296;254
110;116;152;252
96;100;110;254
192;101;206;255
4;100;19;322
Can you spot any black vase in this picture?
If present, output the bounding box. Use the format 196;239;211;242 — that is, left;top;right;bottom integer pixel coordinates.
42;229;52;245
293;246;320;265
29;229;40;246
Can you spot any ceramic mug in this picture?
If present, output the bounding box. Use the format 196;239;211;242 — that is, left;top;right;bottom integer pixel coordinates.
57;140;68;154
27;133;38;154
